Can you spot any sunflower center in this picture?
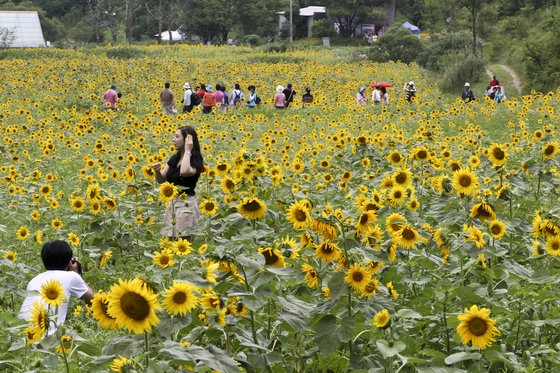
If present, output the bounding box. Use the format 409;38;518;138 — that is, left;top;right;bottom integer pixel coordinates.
243;200;262;212
205;202;215;211
359;214;369;225
225;180;234;189
459;175;472;187
395;173;407;184
391;154;401;162
402;228;415;240
159;256;169;265
393;191;402;199
493;148;505;160
163;187;174;197
544;145;554;156
295;209;308;222
46;289;59;300
120;292;150;321
217;164;227;171
321;244;334;254
468;317;488;336
551;242;560;251
417;150;428;159
172;291;187;305
491;225;502;235
262;249;279;265
352;271;364;282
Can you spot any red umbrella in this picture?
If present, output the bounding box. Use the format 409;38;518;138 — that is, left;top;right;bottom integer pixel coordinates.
371;82;393;88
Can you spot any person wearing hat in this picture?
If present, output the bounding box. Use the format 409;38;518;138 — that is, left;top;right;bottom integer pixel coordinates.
274;85;286;109
247;85;259;108
182;82;195;113
356;86;368;105
202;85;216;114
404;81;416;102
461;82;476;102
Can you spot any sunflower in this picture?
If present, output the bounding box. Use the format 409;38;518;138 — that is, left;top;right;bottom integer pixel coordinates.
91;292;119;330
174;238;192;256
68;232;80;247
86;183;101;201
4;250;17;262
386;282;398;300
110;356;135;373
386;213;407;237
40;279;66;307
312;218;338;239
464;225;485;249
387;185;407;206
452;168;479;197
227;299;249;317
396;224;423;249
55;335;73;355
373;309;391;329
387;150;403;166
200;291;223;309
300;232;314;249
542;141;558;160
487;143;508;167
158;182;177;204
392;167;413;188
470;201;496;223
70;196;86;212
204;261;220;283
16;226;30;241
361;279;380;297
107;278;161;334
301;263;319;288
102;196;118;210
237;197;267;220
90;200;103;215
39;183;52;197
356;210;377;236
488;220;506;239
162;282;199;316
29;301;47;332
407;197;420;211
259;247;286;267
24;325;44;344
314;241;341;262
287;200;312;230
412;146;430;162
220;176;236;194
153;248;175;268
545;236;560;256
100;250;113;268
51;218;64;230
456;305;500;349
344;264;371;293
199;198;218;216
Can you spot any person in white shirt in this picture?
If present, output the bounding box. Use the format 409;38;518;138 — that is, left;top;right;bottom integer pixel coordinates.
182;82;194;113
230;83;245;109
18;240;94;332
372;84;381;104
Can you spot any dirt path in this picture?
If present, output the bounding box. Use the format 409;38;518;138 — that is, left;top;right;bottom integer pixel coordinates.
486;65;522;95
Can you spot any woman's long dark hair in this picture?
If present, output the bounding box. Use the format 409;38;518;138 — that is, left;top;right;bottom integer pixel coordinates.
178;125;204;173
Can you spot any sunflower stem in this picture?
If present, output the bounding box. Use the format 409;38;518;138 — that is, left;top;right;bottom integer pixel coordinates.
57;330;70;373
442;291;450;355
144;331;150;370
513;298;522;354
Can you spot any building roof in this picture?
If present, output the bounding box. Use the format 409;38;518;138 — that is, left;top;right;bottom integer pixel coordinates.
0;11;45;47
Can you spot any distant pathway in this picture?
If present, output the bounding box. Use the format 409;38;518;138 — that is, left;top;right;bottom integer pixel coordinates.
486;65;522;95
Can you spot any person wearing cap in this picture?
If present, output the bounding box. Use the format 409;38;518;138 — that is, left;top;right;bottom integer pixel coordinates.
247;85;258;108
182;82;194;113
461;82;476;102
274;85;286;109
282;83;296;108
202;85;216;114
356;86;368;105
404;81;416;102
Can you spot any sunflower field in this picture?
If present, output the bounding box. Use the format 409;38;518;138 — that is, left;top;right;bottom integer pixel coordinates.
1;45;560;372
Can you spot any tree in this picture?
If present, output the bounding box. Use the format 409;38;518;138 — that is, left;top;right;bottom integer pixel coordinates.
455;0;486;55
124;0;144;43
322;0;383;38
0;26;15;48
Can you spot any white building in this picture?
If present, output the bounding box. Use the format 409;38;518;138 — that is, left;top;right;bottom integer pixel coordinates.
0;11;46;47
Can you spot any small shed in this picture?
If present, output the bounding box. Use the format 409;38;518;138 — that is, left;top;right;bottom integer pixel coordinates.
299;6;326;37
0;11;46;47
155;30;183;41
401;21;421;35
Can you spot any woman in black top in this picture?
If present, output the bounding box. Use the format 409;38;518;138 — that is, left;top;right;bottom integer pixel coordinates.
152;125;204;239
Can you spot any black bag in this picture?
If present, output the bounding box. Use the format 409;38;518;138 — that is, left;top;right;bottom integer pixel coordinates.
191;91;201;105
255;95;261;105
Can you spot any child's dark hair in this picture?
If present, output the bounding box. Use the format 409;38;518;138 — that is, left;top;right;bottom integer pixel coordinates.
41;240;73;270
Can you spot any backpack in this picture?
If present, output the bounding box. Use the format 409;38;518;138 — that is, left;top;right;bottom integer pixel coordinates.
191;91;201;106
222;92;229;105
255;95;261;105
232;90;241;105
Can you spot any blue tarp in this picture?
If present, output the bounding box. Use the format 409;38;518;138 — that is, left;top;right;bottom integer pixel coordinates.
402;22;420;35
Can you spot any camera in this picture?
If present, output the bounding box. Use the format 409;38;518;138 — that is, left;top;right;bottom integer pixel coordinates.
71;258;83;276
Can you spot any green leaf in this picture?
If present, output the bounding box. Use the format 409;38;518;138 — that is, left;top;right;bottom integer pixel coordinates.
444;351;481;365
313;314;355;355
416;368;467;373
397;308;422;319
75;342;101;357
375;339;406;359
326;272;346;301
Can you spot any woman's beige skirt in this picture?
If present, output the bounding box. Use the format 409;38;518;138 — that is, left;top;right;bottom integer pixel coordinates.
161;195;200;238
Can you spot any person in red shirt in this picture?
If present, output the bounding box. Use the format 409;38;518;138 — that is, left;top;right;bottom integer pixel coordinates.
202;85;216;114
102;85;119;110
489;74;500;87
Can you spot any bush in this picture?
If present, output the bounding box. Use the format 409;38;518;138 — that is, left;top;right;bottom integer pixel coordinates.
311;19;335;38
367;28;424;64
244;34;262;47
416;30;472;71
439;53;485;93
106;47;146;59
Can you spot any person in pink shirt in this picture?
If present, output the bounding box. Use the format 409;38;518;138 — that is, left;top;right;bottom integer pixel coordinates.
274;85;286;109
103;85;119;110
214;84;224;108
